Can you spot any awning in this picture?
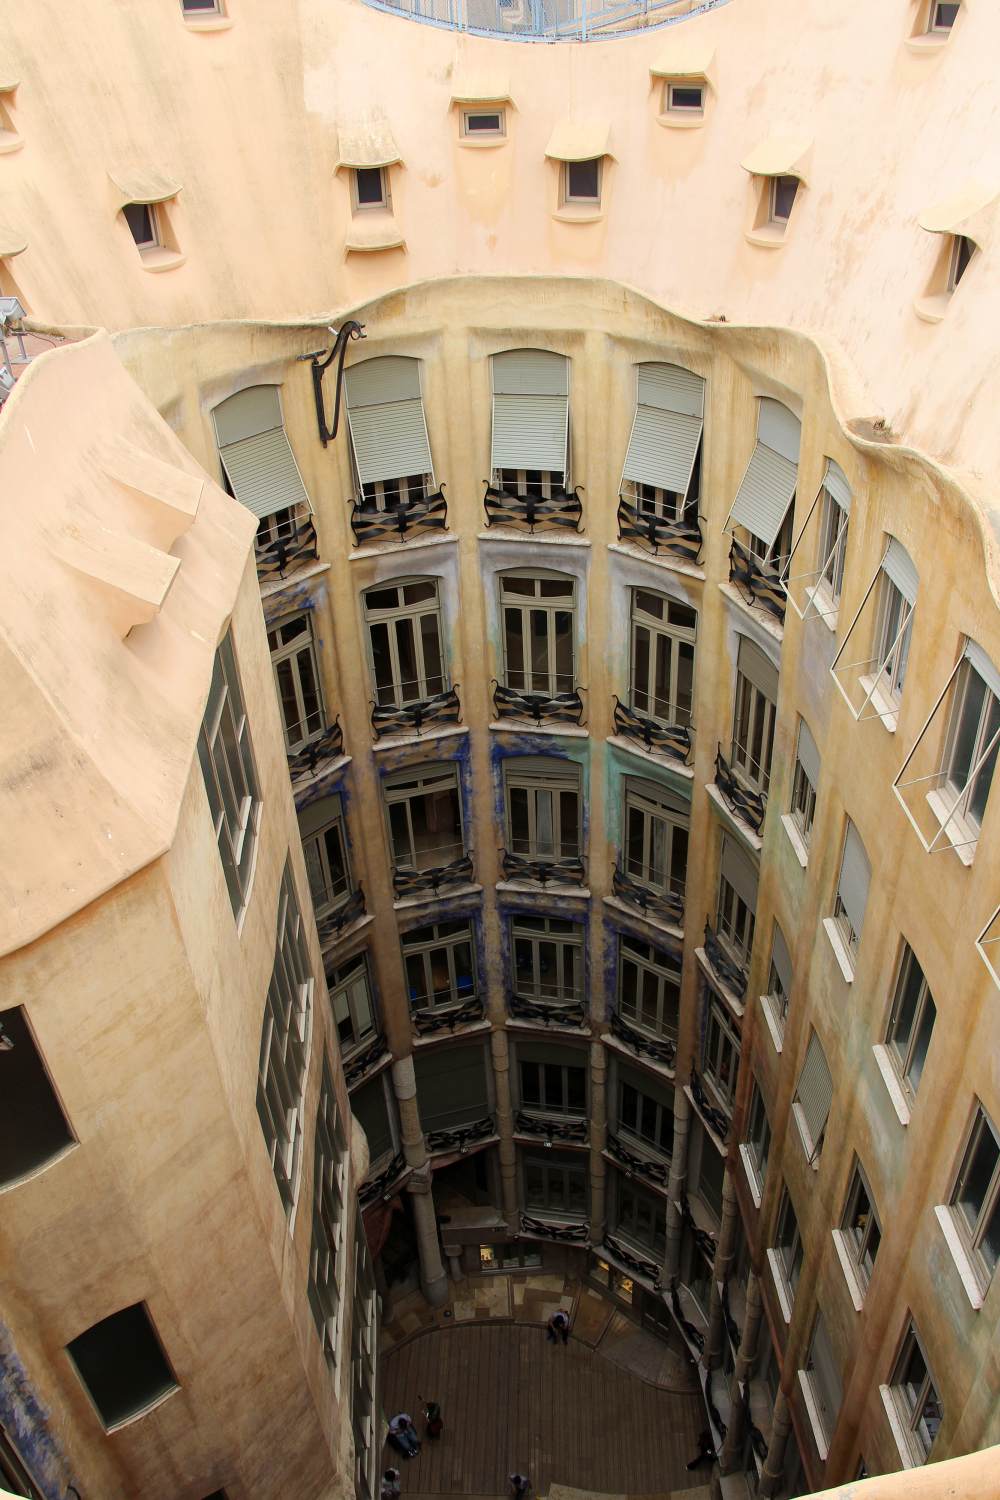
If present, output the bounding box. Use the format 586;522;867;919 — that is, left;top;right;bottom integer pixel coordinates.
649;38;715;80
450;72;511;105
918;179;997;249
796;719;820;788
622;365;705;495
337;121;402;171
220;429;311;521
0;219;26;257
344;220;406;254
965;640;1000;702
740;136;812;184
107;167;181;206
726;399;800;545
491;349;569;474
882;538;919;606
545;119;611;163
822;459;852;513
347;398;432;486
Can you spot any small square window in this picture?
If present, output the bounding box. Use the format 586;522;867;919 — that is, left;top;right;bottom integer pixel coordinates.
564;158;601;205
948;234;975;291
769;176;799;225
667;83;704;115
67;1303;178;1430
123;202;159;249
353;167;388;212
0;1005;74;1186
840;1160;882;1291
928;0;959;32
462;108;505;138
183;0;223;11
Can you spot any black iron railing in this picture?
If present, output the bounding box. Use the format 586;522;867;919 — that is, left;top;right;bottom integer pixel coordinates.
729;536;786;625
492;681;585;728
501;850;586;888
344;1033;390;1089
704;1365;727;1441
371;685;461;740
255;517;319;582
721;1276;741;1352
509;992;588;1029
392;853;474;900
714;744;767;836
617;494;703;565
612;863;684;928
484;482;583;534
670;1275;706;1353
604;1234;662;1287
612;696;693;766
704;920;749;1000
411;994;485;1035
690;1069;731;1145
288;718;345;782
316;886;367;947
606;1131;670;1188
609;1011;677;1070
519;1213;589;1243
425;1114;496;1154
349;487;448;547
359;1151;408;1207
514;1110;588;1144
679;1191;718;1261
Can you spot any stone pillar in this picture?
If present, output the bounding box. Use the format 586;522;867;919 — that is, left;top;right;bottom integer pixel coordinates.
706;1167;739;1368
391;1057;449;1307
662;1085;691;1280
719;1271;763;1473
589;1040;608;1242
490;1030;519;1228
757;1390;792;1499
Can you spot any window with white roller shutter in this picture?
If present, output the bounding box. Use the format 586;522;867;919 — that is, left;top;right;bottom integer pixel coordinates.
620;363;705;521
212;384;312;547
832;534;919;723
491;348;569;497
344;356;434;511
726;398;801;568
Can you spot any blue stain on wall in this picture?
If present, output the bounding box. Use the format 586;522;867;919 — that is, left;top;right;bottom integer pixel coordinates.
487;732;591;848
604;740;693;851
0;1321;75;1500
261;575;324;629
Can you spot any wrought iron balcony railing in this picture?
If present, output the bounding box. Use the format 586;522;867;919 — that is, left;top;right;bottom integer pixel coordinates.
392;853;474;900
349;487;448;548
612;696;693;766
514;1110;588;1144
612;862;684;928
483;482;583;534
617;494;703;566
670;1276;706;1354
492;681;585;727
704;920;749;1000
714;743;767;836
371;684;462;740
344;1033;390;1089
425;1114;496;1155
411;994;486;1036
519;1213;589;1243
359;1150;409;1207
609;1011;677;1070
690;1069;732;1144
501;849;586;888
255;517;319;583
606;1130;670;1188
288;718;344;782
729;535;787;625
509;992;588;1029
704;1364;727;1441
316;885;367;947
603;1234;662;1287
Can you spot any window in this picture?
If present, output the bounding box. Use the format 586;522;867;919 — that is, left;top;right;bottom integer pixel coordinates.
801;1313;842;1456
885;944;936;1100
308;1062;349;1369
462;108;505;137
504;757;581;859
403;920;477;1011
793;1030;833;1164
0;1006;74;1187
524;1151;588;1217
363;579;446;708
414;1043;490;1134
817;480;850;606
769;176;799;224
256;864;314;1213
66;1304;177;1431
351;1222;380;1500
197;629;262;921
726;399;800;583
0;1421;42;1500
665;82;705;116
212;385;312;547
940;650;1000;837
182;0;223;11
704;995;741;1112
490;349;569;491
564;158;601;205
743;1079;771;1193
301;795;355;924
344;357;434;512
629;589;697;727
512;916;583;1007
620;364;705;523
731;637;779;796
615;1176;667;1261
886;1323;942;1464
764;922;792;1040
268;612;326;753
352;166;388;211
326;951;377;1055
876;579;914;702
948;234;974;289
789;718;820;845
623;777;689;902
832;820;870;960
840;1161;882;1291
717;835;758;971
773;1188;804;1300
618;935;680;1040
383;763;465;872
781;458;851;622
618;1069;674;1157
928;0;959;31
948;1104;1000;1290
500;571;576;697
124;202;159;247
351;1074;396;1169
690;1118;726;1220
832;536;917;722
520;1053;587;1116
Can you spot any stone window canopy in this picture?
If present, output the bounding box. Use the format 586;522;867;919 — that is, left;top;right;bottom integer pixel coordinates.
0;220;27;259
449;72;512;106
335;121;403;173
107;166;182;210
739;136;812;187
648;38;715;84
544;118;612;165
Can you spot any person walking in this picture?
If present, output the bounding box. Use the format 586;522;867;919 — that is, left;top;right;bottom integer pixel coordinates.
388;1412;421;1459
509;1473;530;1499
381;1469;401;1500
546;1309;570;1344
424;1400;444;1440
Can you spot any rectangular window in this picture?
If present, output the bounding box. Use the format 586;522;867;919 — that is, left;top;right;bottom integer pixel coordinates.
887;1323;943;1463
403;920;477;1012
940;653;1000;835
731;638;778;795
500;571;576;697
0;1006;74;1187
774;1188;804;1300
615;1175;667;1261
875;554;917;703
325;951;377;1055
505;757;581;859
564;157;601;205
769;175;799;224
666;82;705;114
623;777;689;905
364;579;446;708
620;363;704;523
744;1078;771;1192
948;233;974;289
490;349;569;487
524;1150;588;1217
885;944;936;1100
841;1160;882;1290
353;166;388;211
929;0;959;31
308;1061;349;1369
793;1030;833;1164
948;1104;1000;1290
801;1312;842;1454
704;995;741;1112
0;1422;42;1500
301;795;354;922
66;1304;177;1432
790;718;820;844
618;1071;674;1158
197;629;262;921
351;1222;380;1500
462;108;505;137
833;820;871;958
497;467;565;499
629;589;697;727
617;934;680;1040
717;835;758;971
268;612;326;752
765;922;792;1037
383;763;465;872
344;356;434;508
414;1044;490;1134
123;201;159;247
256;864;314;1213
183;0;223;11
512;915;583;1007
818;486;849;605
519;1054;587;1116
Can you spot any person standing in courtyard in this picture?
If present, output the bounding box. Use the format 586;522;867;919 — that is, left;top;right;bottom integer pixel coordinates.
546;1308;570;1344
381;1469;401;1500
424;1399;444;1440
509;1472;530;1499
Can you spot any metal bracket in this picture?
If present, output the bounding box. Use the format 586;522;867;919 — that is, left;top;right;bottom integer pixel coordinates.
297;319;366;446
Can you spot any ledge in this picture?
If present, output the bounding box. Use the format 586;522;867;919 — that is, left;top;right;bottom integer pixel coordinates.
656;113;705;131
608;540;705;582
372;724;468;755
695;945;745;1020
602;893;684;943
478;528;591;549
344;219;406;254
822;917;856;983
765;1248;794;1324
498;879;591;900
831;1228;866;1313
552;208;605;225
600;1030;676;1083
259;559;330;599
934;1205;985;1311
0;131;23;154
412;1017;493;1047
489;720;589;739
182;14;234;29
718;580;784;646
904;32;950;53
138;247;186;274
744;225;788;250
319;911;374;954
393;881;483;912
606;734;695;780
738;1144;763;1209
797;1369;830;1462
349;533;458;561
507;1014;590;1038
879;1384;920;1470
926;788;977;867
871;1044;911;1127
759;993;784;1055
914;292;949;325
457;137;507;150
780;812;809;868
291;753;351;801
705;782;764;853
683;1082;728;1157
857;673;898;733
791;1101;821;1170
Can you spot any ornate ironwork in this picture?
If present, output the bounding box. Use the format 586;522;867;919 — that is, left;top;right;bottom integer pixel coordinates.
349;487;448;548
714;743;767;836
603;1235;661;1287
669;1275;705;1353
371;684;462;739
703;920;749;1000
316;885;367;947
520;1213;589;1243
514;1110;588;1143
255;516;319;583
492;681;585;728
411;995;485;1035
611;696;693;766
617;494;703;565
288;718;344;782
344;1033;390;1089
509;992;587;1029
606;1131;670;1187
679;1190;718;1262
612;862;684;927
392;853;474;900
425;1114;496;1154
359;1150;408;1206
721;1275;741;1352
703;1365;727;1441
501;849;586;888
729;535;787;624
483;482;583;534
609;1010;677;1070
689;1071;731;1146
298;319;366;446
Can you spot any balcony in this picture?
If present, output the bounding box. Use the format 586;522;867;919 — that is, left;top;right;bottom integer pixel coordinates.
609;1010;677;1071
617;494;703;566
425;1114;496;1155
606;1130;670;1189
358;1150;409;1207
669;1276;706;1355
412;994;486;1036
288;718;345;783
519;1212;589;1244
501;849;586;888
728;535;786;625
703;920;749;1001
493;681;585;728
371;684;462;740
315;885;367;947
679;1191;718;1262
714;744;767;837
602;1233;662;1287
514;1110;588;1144
344;1032;391;1089
255;515;319;584
509;992;588;1029
689;1068;732;1145
483;482;583;535
349;487;448;548
360;0;717;43
612;862;684;929
612;696;692;767
392;852;475;901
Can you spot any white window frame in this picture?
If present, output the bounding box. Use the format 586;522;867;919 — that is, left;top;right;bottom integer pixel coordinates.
831;821;870;962
884;943;936;1103
665;80;705;117
504;758;582;860
308;1061;349;1370
831;540;917;724
704;995;741;1112
511;915;584;1007
622;777;689;906
617;934;680;1041
717;864;756;972
927;0;959;33
123;200;161;249
383;763;466;873
563;157;601;206
629;588;697;728
182;0;225;12
359;471;432;513
840;1160;882;1292
780;463;852;623
461;107;506;138
948;233;974;290
363;577;447;709
326;950;378;1056
762;922;791;1045
351;165;390;213
743;1079;771;1195
198;629;261;922
496;467;565;498
768;175;799;225
947;1104;1000;1293
302;799;354;922
789;722;818;846
883;1322;943;1465
792;1031;834;1165
519;1053;587;1116
268;611;327;753
772;1188;803;1305
499;570;577;698
256;865;314;1216
351;1223;380;1500
403;919;478;1012
731;663;776;797
799;1312;842;1459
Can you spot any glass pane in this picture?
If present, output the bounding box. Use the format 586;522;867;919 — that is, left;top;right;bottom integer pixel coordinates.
633;625;651;713
544;1063;564;1108
395;618;418;703
537;941;558;999
529;610;550;691
567;1067;586;1113
956;1122;999;1233
554;612;573;692
535;789;554;856
521;1061;540;1105
652;634;673;721
907;991;936;1092
620;958;638;1018
405;953;428;1004
950;669;988;790
369;622;395;705
559;791;579;856
505;608;525;690
420;612;444;699
970;694;1000;827
510;788;531;854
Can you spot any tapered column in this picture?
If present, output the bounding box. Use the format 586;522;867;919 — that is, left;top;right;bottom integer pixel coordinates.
757;1390;792;1499
589;1041;608;1241
706;1167;739;1368
662;1086;691;1279
719;1271;763;1472
391;1057;449;1307
490;1030;519;1226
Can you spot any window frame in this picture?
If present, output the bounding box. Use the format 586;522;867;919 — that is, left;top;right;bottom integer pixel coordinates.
504;758;582;861
496;466;565;499
731;663;776;796
948;1103;1000;1292
519;1054;587;1117
511;914;584;1007
256;865;314;1215
302;800;355;923
382;762;466;873
628;587;697;728
665;81;705;116
874;572;914;704
884;943;936;1102
743;1078;771;1193
887;1322;943;1464
197;629;262;922
840;1160;882;1292
717;866;756;971
307;1061;349;1370
123;201;160;249
617;1074;674;1159
703;994;741;1112
325;950;378;1056
939;656;1000;837
523;1150;589;1219
617;933;681;1042
563;157;602;206
614;1173;668;1262
789;731;818;845
927;0;959;32
768;175;799;225
499;570;577;698
352;165;390;213
461;107;506;138
622;776;689;905
817;485;849;607
363;577;447;709
947;233;974;290
403;919;479;1013
774;1188;804;1301
268;610;327;753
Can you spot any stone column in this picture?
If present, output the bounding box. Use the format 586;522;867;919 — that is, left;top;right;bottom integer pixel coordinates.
391;1056;449;1307
589;1040;608;1243
706;1167;739;1368
757;1390;792;1499
662;1085;691;1280
719;1271;763;1472
490;1029;520;1228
